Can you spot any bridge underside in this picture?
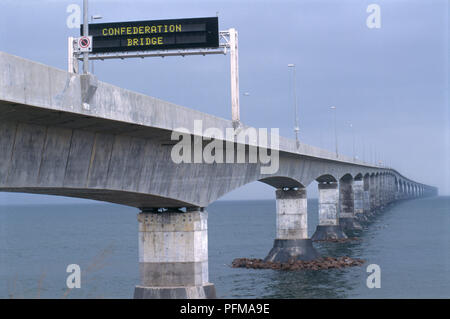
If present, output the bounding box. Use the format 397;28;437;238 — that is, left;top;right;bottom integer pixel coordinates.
0;187;191;208
0;108;432;208
0;100;174;140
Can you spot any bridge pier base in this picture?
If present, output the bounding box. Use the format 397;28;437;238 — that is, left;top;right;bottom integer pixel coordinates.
265;189;319;262
311;182;347;241
134;208;216;299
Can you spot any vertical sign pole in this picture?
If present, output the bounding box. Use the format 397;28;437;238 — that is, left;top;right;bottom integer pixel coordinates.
83;0;89;74
68;37;74;73
229;28;240;127
68;37;79;74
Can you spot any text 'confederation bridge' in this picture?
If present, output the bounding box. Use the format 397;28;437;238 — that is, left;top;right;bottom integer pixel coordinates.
0;52;437;298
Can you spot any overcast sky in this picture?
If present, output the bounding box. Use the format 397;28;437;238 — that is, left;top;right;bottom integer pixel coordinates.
0;0;448;204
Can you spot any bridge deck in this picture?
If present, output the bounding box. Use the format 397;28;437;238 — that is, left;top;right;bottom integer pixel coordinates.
0;51;375;167
0;51;432;208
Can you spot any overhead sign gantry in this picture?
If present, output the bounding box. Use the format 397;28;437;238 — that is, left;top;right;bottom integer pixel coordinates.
69;14;241;127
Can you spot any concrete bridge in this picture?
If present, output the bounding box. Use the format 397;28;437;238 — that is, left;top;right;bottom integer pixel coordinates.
0;52;437;298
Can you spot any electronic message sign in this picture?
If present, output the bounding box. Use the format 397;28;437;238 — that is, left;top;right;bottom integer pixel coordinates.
81;17;219;54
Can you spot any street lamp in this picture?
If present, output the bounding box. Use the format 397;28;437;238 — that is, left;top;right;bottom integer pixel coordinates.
330;106;338;157
362;138;366;163
350;123;355;161
288;64;300;147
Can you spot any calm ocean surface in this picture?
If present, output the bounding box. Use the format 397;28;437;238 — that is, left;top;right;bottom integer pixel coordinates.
0;196;449;299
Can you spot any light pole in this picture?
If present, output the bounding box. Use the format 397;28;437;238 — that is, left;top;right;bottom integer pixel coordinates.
90;14;103;73
82;0;89;74
330;106;338;157
362;137;366;163
288;64;299;147
350;123;355;160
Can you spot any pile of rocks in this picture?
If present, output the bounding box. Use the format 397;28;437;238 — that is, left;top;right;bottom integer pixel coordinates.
231;256;365;271
313;237;360;243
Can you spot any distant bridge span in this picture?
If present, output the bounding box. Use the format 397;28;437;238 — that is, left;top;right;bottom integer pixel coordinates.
0;52;437;299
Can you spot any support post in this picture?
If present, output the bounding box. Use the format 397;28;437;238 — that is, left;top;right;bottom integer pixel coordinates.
375;175;382;209
380;175;385;205
311;182;347;241
229;28;240;127
400;182;405;199
370;175;378;211
390;176;395;203
83;0;89;74
339;177;362;231
353;179;366;222
265;188;319;262
134;208;216;299
68;37;79;74
363;175;371;217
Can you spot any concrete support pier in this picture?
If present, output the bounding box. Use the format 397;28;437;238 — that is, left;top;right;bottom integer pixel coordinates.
375;175;383;209
369;175;378;212
134;208;216;299
363;175;372;218
311;182;347;241
339;177;362;231
353;179;367;222
380;175;387;207
265;189;320;262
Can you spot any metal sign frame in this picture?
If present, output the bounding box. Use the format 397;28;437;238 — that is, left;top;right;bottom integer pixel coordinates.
82;17;219;54
68;28;241;125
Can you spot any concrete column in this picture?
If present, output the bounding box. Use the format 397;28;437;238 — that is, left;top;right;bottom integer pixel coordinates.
386;176;390;202
311;182;347;241
392;177;396;201
134;208;216;299
339;178;362;231
387;176;392;203
380;175;386;207
369;175;377;211
394;180;399;201
400;182;405;199
353;179;367;222
265;188;319;262
375;175;382;208
378;175;384;206
363;175;371;217
386;176;392;203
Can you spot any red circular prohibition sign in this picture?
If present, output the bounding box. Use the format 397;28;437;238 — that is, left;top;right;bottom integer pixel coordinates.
79;37;90;48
